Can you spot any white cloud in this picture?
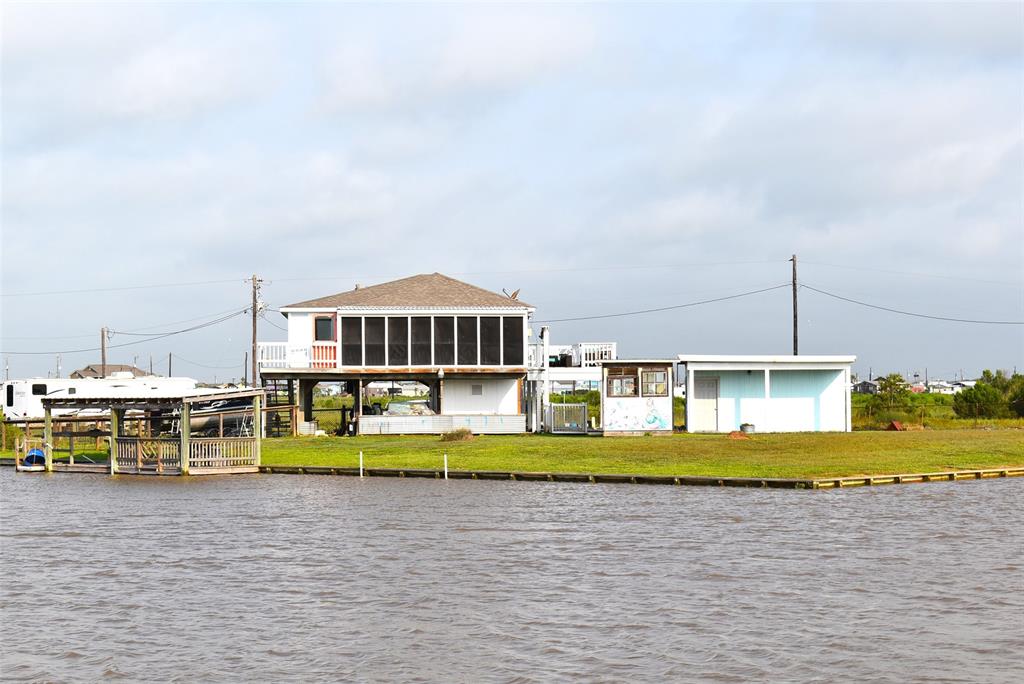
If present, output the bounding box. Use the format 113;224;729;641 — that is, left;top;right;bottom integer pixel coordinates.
319;6;597;113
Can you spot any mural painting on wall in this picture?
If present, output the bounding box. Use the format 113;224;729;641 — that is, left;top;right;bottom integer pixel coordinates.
605;398;670;431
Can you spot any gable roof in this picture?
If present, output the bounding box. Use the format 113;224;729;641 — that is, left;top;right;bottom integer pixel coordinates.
70;364;150;378
284;273;533;309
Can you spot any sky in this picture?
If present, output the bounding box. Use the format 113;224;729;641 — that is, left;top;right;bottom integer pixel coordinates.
1;1;1022;383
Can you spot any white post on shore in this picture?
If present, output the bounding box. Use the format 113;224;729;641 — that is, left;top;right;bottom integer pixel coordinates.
359;450;364;478
444;452;448;480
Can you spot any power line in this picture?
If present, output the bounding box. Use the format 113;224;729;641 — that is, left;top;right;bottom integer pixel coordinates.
259;313;287;331
109;309;247;336
170;353;244;370
0;306;250;340
1;262;786;299
801;284;1024;325
0;310;248;355
535;283;790;323
801;260;1022;288
1;277;247;298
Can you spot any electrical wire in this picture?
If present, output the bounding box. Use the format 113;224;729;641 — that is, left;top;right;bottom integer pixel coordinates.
2;277;247;298
801;284;1024;325
170;353;245;370
0;310;248;355
801;260;1022;288
535;283;790;323
0;306;251;340
110;309;247;336
259;313;287;331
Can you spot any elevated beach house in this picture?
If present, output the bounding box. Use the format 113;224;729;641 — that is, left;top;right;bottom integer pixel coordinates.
258;273;533;434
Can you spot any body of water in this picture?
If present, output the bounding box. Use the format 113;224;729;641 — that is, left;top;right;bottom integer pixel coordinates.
1;469;1022;682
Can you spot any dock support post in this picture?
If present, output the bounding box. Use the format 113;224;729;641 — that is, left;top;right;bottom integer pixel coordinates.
359;450;364;478
180;402;191;475
444;452;448;480
43;406;53;472
253;393;262;467
110;409;121;474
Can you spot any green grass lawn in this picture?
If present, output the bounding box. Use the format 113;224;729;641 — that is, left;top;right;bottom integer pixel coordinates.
257;430;1024;479
4;430;1021;480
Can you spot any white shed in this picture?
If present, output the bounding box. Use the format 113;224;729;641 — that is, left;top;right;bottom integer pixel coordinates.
678;355;856;433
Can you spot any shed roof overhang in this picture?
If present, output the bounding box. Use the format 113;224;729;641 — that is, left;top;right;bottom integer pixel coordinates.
41;388;265;411
598;359;677;366
677;354;856;372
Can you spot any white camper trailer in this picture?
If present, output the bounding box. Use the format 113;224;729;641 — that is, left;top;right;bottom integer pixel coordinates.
1;373;205;421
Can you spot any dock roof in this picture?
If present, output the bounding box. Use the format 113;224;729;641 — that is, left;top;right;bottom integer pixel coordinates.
283;273;533;310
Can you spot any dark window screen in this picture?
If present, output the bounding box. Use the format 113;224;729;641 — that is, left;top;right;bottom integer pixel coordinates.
314;316;335;341
457;317;478;365
364;317;385;365
502;317;523;365
433;317;454;365
480;317;500;365
341;317;362;366
387;317;408;366
411;317;432;365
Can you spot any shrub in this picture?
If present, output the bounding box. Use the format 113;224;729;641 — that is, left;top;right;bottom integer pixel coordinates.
440;428;473;442
952;383;1009;419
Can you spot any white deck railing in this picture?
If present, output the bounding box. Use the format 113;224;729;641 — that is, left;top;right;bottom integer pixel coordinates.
258;342;337;370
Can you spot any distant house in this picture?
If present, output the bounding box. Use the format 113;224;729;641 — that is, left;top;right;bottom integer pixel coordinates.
927;381;956;395
70;364;150;379
853;380;878;395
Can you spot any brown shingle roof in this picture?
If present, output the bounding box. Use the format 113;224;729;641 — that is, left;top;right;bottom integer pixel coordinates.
284;273;533;309
70;364;150;378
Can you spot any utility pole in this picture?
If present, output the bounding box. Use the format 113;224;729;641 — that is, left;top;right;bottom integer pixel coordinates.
149;355;153;375
168;353;173;377
4;357;9;381
790;254;798;355
56;354;62;379
244;351;249;386
101;327;108;377
250;274;263;388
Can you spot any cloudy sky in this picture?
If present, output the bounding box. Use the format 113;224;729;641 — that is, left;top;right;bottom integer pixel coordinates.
2;1;1021;382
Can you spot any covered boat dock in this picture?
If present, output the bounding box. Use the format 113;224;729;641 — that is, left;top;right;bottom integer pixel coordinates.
34;388;265;475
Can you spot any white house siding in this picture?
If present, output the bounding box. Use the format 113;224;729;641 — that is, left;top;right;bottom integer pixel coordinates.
443;377;519;415
287;312;313;346
767;369;845;432
700;370;767;432
690;367;847;433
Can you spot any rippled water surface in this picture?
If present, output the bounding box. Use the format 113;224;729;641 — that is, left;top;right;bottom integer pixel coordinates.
1;469;1022;682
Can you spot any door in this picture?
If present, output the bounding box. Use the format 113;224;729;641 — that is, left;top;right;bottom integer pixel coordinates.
690;377;719;432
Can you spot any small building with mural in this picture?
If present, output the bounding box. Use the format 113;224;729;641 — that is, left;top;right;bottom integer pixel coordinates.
598;360;675;435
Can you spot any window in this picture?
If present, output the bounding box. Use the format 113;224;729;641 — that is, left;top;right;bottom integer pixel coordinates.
364;317;385;366
606;368;637;397
341;317;362;366
68;387;77;395
387;317;409;366
433;317;454;365
471;384;483;396
642;370;668;397
32;383;47;396
502;316;523;365
314;316;335;342
5;384;13;407
457;317;478;365
411;317;432;365
479;317;500;365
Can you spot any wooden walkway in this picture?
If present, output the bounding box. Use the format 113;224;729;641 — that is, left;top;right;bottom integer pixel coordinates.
255;465;1024;490
3;459;1021;489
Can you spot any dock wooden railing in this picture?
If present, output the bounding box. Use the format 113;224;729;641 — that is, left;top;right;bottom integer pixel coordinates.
116;438;181;473
189;437;257;470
